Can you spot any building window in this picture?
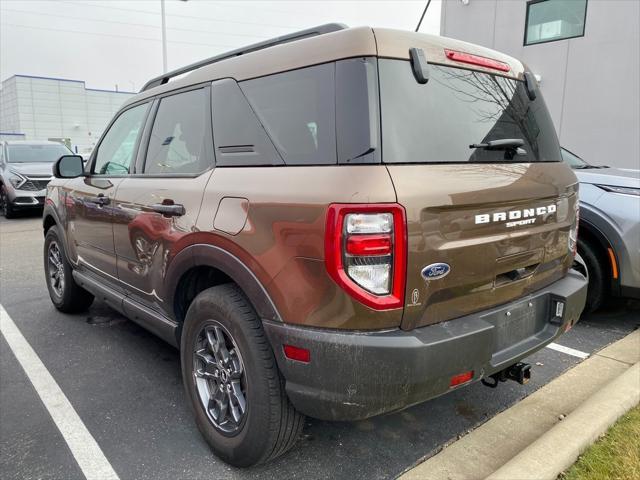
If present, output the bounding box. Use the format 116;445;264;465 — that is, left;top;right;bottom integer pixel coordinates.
524;0;587;46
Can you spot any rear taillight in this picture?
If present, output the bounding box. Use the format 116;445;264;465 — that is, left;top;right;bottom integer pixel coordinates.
325;204;406;310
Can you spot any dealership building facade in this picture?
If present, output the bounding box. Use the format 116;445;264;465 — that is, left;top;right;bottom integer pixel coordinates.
441;0;639;169
0;75;134;156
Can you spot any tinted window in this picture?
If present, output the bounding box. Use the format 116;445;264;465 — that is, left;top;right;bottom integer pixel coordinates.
94;103;148;175
525;0;587;45
211;78;283;167
379;60;561;163
240;63;336;165
145;88;210;175
7;144;71;163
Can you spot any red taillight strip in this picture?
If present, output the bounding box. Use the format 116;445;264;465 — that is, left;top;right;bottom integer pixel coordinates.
346;234;392;256
444;49;511;72
325;204;407;310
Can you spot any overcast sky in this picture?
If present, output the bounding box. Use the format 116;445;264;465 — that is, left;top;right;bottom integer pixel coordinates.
0;0;441;92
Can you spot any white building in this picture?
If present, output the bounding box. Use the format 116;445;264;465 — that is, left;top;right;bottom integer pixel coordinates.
441;0;639;170
0;75;134;156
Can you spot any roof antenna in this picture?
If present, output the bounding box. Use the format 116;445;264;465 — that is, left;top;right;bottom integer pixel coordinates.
415;0;433;32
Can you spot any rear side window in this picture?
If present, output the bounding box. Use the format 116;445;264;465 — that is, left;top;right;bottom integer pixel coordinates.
240;63;336;165
379;60;561;164
144;88;211;175
211;78;283;167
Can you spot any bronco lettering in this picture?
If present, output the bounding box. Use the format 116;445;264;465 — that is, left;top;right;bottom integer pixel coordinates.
475;204;556;226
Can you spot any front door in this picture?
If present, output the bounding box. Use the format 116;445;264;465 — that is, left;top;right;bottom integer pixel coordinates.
65;102;150;278
112;87;213;315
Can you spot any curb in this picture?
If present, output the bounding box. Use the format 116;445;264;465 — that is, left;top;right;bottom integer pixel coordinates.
487;362;640;480
400;330;640;480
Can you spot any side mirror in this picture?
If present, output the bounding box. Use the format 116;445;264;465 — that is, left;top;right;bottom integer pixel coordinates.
53;155;85;178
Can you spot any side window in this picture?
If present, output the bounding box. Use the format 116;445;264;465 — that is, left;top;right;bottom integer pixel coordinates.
93;103;149;175
211;78;283;167
144;88;210;175
240;63;336;165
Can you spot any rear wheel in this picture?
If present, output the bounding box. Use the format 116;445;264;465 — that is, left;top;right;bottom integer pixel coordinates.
0;185;16;218
44;226;94;312
181;284;304;467
578;239;607;313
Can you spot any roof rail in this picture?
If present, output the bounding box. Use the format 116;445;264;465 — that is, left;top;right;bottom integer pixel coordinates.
140;23;348;92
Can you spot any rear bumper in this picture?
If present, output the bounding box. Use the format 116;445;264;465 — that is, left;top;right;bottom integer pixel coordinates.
264;269;587;421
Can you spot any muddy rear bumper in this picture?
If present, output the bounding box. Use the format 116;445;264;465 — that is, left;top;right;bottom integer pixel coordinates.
263;269;587;421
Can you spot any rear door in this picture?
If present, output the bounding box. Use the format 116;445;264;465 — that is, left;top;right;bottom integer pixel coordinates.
378;59;579;330
65;102;150;278
112;86;214;316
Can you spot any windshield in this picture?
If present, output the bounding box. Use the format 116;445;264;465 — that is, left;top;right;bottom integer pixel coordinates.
7;144;72;163
380;60;561;163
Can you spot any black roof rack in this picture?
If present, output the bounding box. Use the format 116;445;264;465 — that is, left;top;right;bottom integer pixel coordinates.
140;23;348;92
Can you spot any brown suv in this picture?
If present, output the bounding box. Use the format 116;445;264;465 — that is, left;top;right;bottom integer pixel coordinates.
43;24;587;467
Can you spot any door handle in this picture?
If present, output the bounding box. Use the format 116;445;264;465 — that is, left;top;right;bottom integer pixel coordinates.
150;203;185;217
84;194;110;206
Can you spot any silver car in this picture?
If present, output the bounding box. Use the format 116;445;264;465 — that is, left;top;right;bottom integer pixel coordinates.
0;140;73;218
562;147;640;312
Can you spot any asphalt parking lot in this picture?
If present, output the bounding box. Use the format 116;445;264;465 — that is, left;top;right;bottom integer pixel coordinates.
1;213;638;480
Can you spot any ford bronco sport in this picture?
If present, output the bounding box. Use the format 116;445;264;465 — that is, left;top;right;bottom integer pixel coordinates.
43;24;588;467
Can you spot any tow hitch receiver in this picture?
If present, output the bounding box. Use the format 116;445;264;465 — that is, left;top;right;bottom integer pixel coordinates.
507;362;531;384
482;362;532;388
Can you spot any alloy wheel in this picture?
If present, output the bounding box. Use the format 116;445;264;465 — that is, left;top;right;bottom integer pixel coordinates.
47;241;65;297
193;322;248;435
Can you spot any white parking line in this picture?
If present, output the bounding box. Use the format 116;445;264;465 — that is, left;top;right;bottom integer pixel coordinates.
546;342;590;359
0;304;119;480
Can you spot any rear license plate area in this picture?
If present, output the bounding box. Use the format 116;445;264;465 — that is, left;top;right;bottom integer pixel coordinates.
491;296;548;352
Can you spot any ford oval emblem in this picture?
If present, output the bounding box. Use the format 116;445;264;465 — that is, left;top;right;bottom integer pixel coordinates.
421;263;451;281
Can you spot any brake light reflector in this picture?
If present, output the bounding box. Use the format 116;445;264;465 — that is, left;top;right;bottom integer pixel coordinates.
444;49;511;72
283;345;310;363
450;370;474;388
325;204;407;310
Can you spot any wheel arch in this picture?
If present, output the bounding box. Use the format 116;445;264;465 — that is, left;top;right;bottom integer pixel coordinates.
578;218;618;292
167;244;282;327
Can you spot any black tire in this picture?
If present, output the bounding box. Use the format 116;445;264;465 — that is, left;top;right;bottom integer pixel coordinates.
0;184;16;219
578;239;607;313
181;284;304;467
44;226;94;313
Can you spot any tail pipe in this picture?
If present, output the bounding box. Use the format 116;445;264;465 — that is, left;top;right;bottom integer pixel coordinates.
482;362;531;388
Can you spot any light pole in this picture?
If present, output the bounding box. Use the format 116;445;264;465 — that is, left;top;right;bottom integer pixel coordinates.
161;0;168;73
161;0;189;74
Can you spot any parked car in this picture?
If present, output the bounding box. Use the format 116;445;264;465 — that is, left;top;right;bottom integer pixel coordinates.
0;140;73;218
42;24;587;467
562;147;640;312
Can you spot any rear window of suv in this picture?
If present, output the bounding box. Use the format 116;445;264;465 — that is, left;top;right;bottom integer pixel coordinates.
379;59;561;163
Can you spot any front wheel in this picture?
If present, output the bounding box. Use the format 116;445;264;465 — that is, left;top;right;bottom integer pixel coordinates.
181;284;304;467
44;226;94;313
